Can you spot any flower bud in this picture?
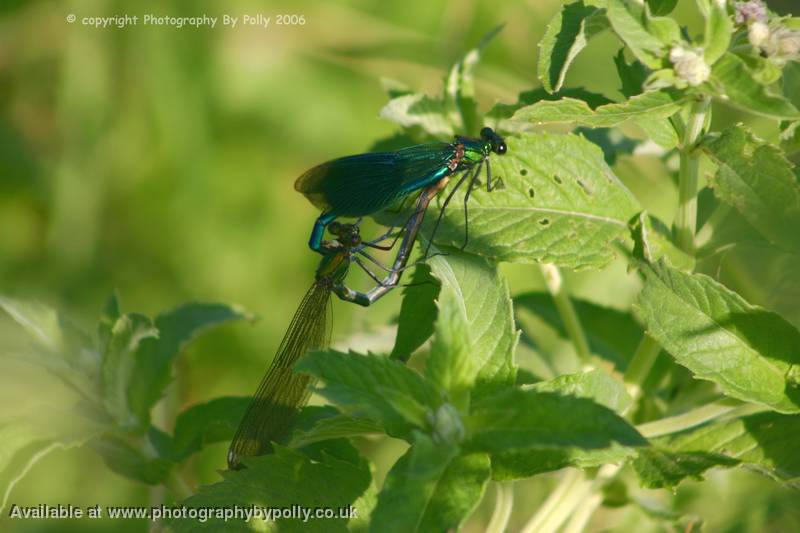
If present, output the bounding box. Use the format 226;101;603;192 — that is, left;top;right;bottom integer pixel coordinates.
734;1;768;25
769;27;800;60
670;46;711;87
427;403;465;445
748;21;771;48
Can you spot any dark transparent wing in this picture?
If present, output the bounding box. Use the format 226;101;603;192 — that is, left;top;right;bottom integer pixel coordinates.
294;143;454;216
227;281;331;469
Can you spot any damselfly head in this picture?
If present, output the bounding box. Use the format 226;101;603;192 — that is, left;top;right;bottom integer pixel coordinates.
340;229;361;248
480;127;507;156
329;222;361;248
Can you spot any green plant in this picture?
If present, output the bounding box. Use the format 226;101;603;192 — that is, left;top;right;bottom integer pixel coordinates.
2;1;799;531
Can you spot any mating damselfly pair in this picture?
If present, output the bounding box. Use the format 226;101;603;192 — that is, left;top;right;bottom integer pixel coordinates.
227;127;507;469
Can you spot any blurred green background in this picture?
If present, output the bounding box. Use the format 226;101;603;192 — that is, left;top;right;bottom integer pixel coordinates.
1;0;799;531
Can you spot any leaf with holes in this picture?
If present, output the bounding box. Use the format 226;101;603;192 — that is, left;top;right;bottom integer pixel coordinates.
424;132;640;269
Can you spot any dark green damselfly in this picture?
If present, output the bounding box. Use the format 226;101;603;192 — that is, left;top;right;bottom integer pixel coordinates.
227;185;439;469
296;127;507;255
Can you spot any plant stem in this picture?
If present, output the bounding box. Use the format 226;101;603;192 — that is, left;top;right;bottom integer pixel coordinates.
165;470;193;501
635;401;767;438
623;334;662;401
522;465;620;533
486;483;514;533
562;490;603;533
540;263;592;364
521;469;584;533
695;203;732;251
675;96;710;256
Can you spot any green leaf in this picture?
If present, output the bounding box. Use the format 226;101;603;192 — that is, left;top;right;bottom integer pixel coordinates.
444;24;503;134
530;369;633;414
97;292;121;354
171;397;251;461
0;297;98;399
488;88;612;125
0;436;70;515
701;125;800;253
515;292;643;370
491;446;632;480
474;388;644;480
417;453;491;532
634;115;679;148
0;338;105;512
0;408;98;514
369;434;459;533
703;3;732;65
100;313;158;426
628;211;694;270
289;414;384;449
380;94;454;137
296;351;440;437
391;264;439;362
614;49;647;98
783;61;800;110
509;90;685;128
645;0;677;16
90;434;173;484
711;53;800;120
576;127;639;164
426;252;517;404
633;412;800;489
466;388;646;453
537;2;608;93
171;445;371;533
606;0;669;68
634;260;800;413
610;53;681;148
780;120;800;155
644;10;681;47
128;303;253;428
0;296;63;352
428;132;641;269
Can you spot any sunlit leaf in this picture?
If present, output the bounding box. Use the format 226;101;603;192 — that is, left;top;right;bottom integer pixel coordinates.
427;132;641;269
427;252;517;403
712;53;800;120
633;412;800;489
538;2;608;93
170;445;370;533
701;125;800;253
296;351;440;437
635;260;800;413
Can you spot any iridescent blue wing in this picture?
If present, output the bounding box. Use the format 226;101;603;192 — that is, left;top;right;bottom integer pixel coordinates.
294;143;454;217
